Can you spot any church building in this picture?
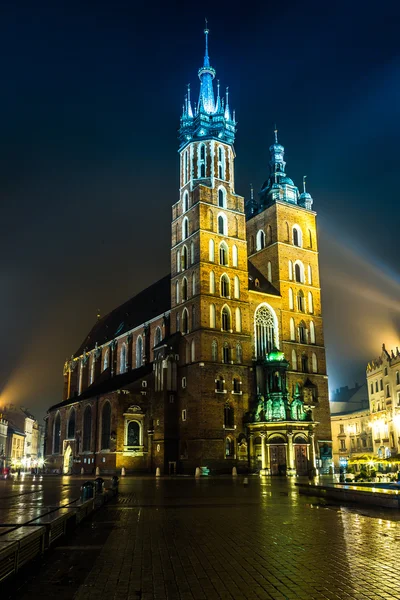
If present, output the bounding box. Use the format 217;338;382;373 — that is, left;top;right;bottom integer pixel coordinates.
45;29;332;476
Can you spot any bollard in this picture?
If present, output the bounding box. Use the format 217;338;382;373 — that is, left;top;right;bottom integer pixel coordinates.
232;467;238;477
121;467;126;477
195;467;201;478
243;477;249;487
111;475;119;493
94;477;105;495
156;467;161;477
80;467;84;475
95;466;100;476
81;481;94;500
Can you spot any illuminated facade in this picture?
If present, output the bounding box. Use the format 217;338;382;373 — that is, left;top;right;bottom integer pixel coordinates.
331;409;372;470
45;29;332;476
366;344;400;458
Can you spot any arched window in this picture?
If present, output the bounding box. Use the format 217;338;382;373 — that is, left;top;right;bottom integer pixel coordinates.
183;191;189;213
120;344;127;374
294;261;304;283
218;146;225;179
191;339;195;362
288;260;293;281
190;242;195;266
67;408;75;439
176;249;181;273
210;304;216;328
83;405;92;451
309;321;316;344
254;304;278;358
53;413;61;453
289;288;294;310
103;348;109;371
256;230;265;250
218;213;227;236
182;217;189;240
176;312;180;332
183;151;188;184
209;271;215;293
209;239;215;262
308;292;314;314
90;356;95;385
299;321;307;344
224;404;234;427
175;281;180;304
292;225;302;247
219;242;228;265
291;349;297;370
182;308;189;334
234;276;240;299
232;244;238;267
235;307;242;332
301;354;309;373
221;306;231;331
218;187;226;208
198;143;206;177
127;421;140;447
222;342;230;363
154;326;162;347
297;290;305;312
216;376;225;392
182;277;188;301
192;273;196;296
308;229;313;248
236;343;243;364
290;318;295;341
308;265;312;285
225;437;235;458
266;225;272;245
136;336;143;368
101;402;111;450
312;353;318;373
267;261;272;283
212;340;218;361
221;274;230;297
181;245;188;270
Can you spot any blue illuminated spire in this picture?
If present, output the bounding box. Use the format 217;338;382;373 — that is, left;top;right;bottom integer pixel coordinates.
198;24;216;114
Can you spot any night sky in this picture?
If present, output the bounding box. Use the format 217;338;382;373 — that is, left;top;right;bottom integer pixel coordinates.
1;1;400;420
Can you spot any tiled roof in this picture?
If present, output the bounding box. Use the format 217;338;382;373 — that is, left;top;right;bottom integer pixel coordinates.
247;260;280;296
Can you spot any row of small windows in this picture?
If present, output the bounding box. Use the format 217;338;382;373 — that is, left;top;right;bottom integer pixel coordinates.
176;243;195;272
212;341;243;364
288;260;313;285
215;377;242;395
182;187;227;216
176;274;196;303
209;240;238;266
209;272;240;299
181;144;227;185
288;289;314;314
290;350;318;373
289;318;316;344
251;224;313;252
182;211;228;241
209;304;242;332
370;371;400;395
52;401;112;455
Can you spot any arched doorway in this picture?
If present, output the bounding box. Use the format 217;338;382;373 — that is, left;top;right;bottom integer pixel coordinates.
63;445;73;475
294;435;308;475
268;436;287;475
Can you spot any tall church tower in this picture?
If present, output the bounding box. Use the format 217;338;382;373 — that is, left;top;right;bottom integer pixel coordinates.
170;28;251;471
246;131;332;466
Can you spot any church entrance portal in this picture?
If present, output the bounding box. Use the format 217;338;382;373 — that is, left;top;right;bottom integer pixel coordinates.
294;444;308;475
269;445;286;475
63;445;73;475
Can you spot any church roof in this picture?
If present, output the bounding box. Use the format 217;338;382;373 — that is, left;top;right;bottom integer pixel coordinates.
73;274;171;357
247;261;280;296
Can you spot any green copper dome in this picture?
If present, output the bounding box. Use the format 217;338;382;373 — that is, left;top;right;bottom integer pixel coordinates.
266;347;285;362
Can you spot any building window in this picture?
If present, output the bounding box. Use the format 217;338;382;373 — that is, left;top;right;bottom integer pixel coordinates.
339;424;344;434
309;321;316;344
175;280;180;304
299;321;307;344
218;147;225;180
209;271;215;294
297;291;305;312
210;303;216;328
198;143;206;177
101;402;111;450
212;340;218;361
182;217;189;240
219;242;228;265
221;306;231;331
384;367;388;376
233;378;241;394
182;277;188;301
182;409;187;422
267;261;272;283
312;353;318;373
293;225;302;247
218;213;227;236
289;318;295;341
182;308;189;334
308;292;314;314
181;245;188;270
370;382;373;395
154;326;162;347
191;339;195;362
53;412;61;454
83;406;92;452
218;187;226;207
67;408;76;439
375;381;378;393
221;274;230;297
266;225;272;245
127;421;140;446
236;343;242;364
209;239;215;262
234;276;240;299
308;265;313;285
386;384;390;398
235;307;242;332
289;288;294;310
255;304;277;358
256;230;265;250
294;261;304;283
192;273;196;296
222;343;230;364
182;376;187;388
183;191;189;212
288;260;293;281
397;371;400;385
225;437;235;458
232;244;238;267
380;379;383;391
216;376;225;392
224;404;234;428
301;354;309;373
103;348;109;371
120;344;127;374
190;242;195;265
308;229;313;248
340;439;346;450
136;336;143;368
291;349;297;370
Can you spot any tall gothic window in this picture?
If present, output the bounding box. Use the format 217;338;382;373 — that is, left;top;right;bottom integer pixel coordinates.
256;230;265;250
182;277;188;301
209;271;215;293
299;321;307;344
67;408;76;439
219;242;228;265
232;245;238;267
127;421;140;447
218;146;225;179
293;226;302;247
222;343;230;364
53;412;61;453
221;306;231;331
236;343;242;364
101;402;111;450
181;245;188;270
120;344;127;373
218;214;227;235
154;326;162;347
297;290;305;312
255;304;277;358
136;336;143;368
221;274;230;297
183;190;189;212
199;143;206;177
83;405;92;452
210;304;216;328
218;187;226;207
224;404;234;428
103;348;109;372
209;239;215;262
182;218;189;240
182;308;189;334
212;340;218;361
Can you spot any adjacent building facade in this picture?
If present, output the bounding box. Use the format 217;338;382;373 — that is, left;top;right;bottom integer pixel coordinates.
331;409;373;470
45;29;332;476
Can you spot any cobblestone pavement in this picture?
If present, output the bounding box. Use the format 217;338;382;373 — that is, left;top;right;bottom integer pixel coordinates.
4;476;400;600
